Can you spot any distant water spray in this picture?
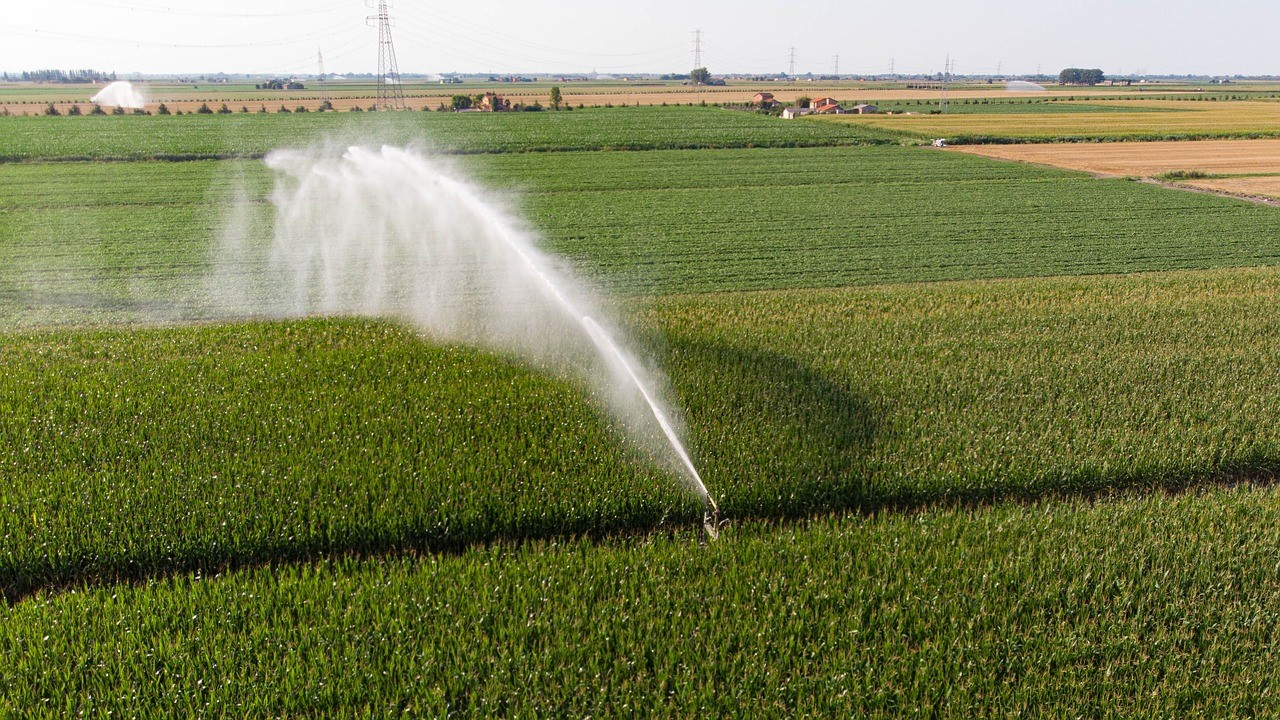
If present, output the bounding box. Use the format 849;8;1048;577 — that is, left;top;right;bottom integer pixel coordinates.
216;144;717;526
1006;80;1046;92
90;81;146;109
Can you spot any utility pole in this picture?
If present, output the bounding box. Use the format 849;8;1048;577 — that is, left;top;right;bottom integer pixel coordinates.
788;46;796;76
367;0;406;110
693;29;702;69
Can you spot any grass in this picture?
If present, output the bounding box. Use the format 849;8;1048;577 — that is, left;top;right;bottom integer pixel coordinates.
4;486;1280;715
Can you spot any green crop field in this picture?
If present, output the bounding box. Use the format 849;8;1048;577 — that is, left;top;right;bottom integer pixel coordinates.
4;106;1280;714
6;488;1280;716
5;144;1280;327
0;106;895;161
818;98;1280;143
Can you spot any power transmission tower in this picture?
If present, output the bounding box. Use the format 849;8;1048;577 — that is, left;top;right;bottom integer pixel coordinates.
317;48;329;104
940;54;950;114
832;55;839;77
693;29;702;69
788;47;796;76
889;57;895;76
367;0;406;110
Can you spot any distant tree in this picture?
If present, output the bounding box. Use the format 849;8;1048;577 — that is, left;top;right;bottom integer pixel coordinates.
294;105;308;113
239;105;249;113
156;103;171;115
67;104;82;116
278;104;291;113
349;104;364;112
690;67;711;85
90;104;107;115
111;106;124;115
549;85;562;110
44;103;60;116
318;100;334;112
258;105;268;113
796;95;812;109
1059;68;1105;86
196;102;213;114
217;103;232;114
450;94;472;110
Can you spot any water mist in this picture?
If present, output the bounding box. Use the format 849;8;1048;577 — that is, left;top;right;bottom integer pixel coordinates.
90;81;147;109
218;144;719;535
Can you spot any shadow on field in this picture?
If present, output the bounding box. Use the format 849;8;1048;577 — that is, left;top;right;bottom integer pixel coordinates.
662;337;880;519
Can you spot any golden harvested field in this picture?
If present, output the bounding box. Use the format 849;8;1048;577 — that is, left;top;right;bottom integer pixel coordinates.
1181;177;1280;199
817;100;1280;139
949;138;1280;176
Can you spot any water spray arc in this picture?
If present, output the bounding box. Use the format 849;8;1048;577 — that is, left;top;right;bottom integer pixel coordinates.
222;145;720;537
428;161;721;535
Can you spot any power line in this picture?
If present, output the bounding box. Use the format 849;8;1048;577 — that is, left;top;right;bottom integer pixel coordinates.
64;0;354;19
3;21;357;50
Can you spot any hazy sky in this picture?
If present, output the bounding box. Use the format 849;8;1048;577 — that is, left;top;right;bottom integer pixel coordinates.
4;0;1278;77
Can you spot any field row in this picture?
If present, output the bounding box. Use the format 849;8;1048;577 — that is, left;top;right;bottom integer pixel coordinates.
3;146;1280;324
5;268;1280;598
0;107;897;161
5;485;1279;715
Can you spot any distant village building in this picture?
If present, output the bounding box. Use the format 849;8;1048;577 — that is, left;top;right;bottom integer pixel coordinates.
851;104;879;114
753;92;777;106
781;106;815;119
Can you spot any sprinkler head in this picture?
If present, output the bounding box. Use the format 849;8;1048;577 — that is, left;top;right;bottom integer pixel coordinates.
701;496;725;542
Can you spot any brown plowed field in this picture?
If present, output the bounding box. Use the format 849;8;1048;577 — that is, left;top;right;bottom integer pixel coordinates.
950;139;1280;177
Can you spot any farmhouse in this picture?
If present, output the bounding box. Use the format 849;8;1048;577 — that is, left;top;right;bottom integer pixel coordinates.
813;100;844;114
781;106;814;119
753;92;777;106
851;104;879;114
478;93;510;112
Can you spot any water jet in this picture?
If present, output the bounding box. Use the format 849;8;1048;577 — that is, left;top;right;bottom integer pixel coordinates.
217;144;722;536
